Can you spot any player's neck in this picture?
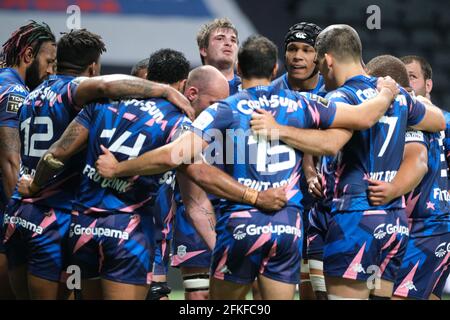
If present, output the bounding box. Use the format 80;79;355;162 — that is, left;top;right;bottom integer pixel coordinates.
336;61;367;87
288;73;319;91
242;78;271;89
12;65;26;83
220;67;235;81
206;60;235;81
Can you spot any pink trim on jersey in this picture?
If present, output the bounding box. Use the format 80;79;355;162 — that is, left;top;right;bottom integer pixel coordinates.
333;163;346;199
57;94;62;104
34;100;43;107
229;210;252;219
98;242;104;273
73;219;97;253
294;212;301;242
21;173;78;203
393;260;420;297
405;191;421;218
3;209;20;243
381;225;398;251
342;242;366;279
0;85;14;102
363;210;387;215
259;240;277;274
122;112;136;121
307;234;318;248
285;162;302;200
84;196;153;214
431;252;450;293
213;247;229;280
145;118;155;127
160;120;168;131
118;215;141;245
32;208;56;238
108;106;118;113
379;240;402;275
166;117;183;143
246;223;272;256
171;250;207;267
66;83;73;105
307;102;320;127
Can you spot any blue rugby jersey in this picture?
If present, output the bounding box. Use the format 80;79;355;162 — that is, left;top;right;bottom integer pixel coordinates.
191;85;337;215
228;74;241;96
404;129;450;234
17;75;82;210
271;73;327;211
0;68;28;207
444;111;450;171
326;74;426;213
73;97;189;215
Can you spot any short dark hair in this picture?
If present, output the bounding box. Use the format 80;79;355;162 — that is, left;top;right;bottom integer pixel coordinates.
315;24;362;62
238;35;277;79
400;55;432;80
366;55;410;89
57;29;106;73
147;49;190;84
131;58;149;76
1;20;55;67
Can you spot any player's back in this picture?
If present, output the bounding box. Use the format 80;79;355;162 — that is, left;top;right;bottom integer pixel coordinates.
17;75;82;209
193;84;336;214
405;129;450;234
73;97;187;215
328;75;425;213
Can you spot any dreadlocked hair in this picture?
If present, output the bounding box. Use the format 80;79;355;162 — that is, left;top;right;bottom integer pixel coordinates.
57;29;106;73
1;20;55;67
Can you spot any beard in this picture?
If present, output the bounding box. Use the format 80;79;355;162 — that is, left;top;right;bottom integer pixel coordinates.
25;59;45;90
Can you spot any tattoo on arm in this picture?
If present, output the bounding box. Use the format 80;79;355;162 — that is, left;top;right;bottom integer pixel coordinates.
184;193;216;231
0;127;20;154
57;121;86;153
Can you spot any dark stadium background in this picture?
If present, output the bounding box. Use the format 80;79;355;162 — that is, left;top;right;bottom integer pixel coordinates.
1;0;449;297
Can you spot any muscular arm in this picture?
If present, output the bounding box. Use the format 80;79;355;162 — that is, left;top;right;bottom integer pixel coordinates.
177;170;216;250
410;96;446;132
74;75;194;119
0;127;20;199
30;121;89;191
368;142;428;205
330;87;396;130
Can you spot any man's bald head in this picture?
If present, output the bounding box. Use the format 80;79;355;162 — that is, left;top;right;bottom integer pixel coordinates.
184;65;230;116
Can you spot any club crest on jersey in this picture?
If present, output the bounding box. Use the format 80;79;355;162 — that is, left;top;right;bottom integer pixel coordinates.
435;242;450;258
177;245;187;258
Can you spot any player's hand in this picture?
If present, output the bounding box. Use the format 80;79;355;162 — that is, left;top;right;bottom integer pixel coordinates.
165;87;196;121
250;109;281;140
18;175;38;197
367;178;398;206
256;187;287;211
96;145;119;179
376;76;399;100
307;174;324;198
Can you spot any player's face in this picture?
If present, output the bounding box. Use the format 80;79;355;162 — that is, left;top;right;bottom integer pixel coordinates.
285;42;317;80
405;61;426;97
25;41;56;90
202;28;238;67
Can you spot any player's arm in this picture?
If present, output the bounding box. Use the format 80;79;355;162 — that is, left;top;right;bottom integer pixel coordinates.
368;138;428;206
177;170;216;250
18;120;89;197
303;154;323;198
0;127;20;200
409;96;446;132
330;78;399;130
178;163;287;212
251;112;353;156
73;75;195;120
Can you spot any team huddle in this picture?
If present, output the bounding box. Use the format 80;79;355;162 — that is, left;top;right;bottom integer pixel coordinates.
0;17;449;300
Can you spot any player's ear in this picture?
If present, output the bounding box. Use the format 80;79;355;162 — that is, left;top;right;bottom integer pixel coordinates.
425;78;433;95
325;53;334;69
200;47;207;61
22;46;34;65
271;63;279;81
87;62;96;77
185;86;199;102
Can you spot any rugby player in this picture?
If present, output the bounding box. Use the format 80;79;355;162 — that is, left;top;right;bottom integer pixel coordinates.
94;35;401;299
12;31;194;300
197;18;241;94
0;21;56;299
131;58;149;79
